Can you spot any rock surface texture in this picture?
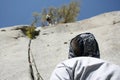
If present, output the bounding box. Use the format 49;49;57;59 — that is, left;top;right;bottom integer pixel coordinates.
0;11;120;80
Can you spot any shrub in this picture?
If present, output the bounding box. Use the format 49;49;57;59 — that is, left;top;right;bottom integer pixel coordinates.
59;1;80;23
19;26;40;39
41;9;47;27
35;1;80;26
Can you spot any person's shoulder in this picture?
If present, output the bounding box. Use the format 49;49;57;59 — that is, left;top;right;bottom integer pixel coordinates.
56;57;120;69
51;57;120;80
60;57;104;65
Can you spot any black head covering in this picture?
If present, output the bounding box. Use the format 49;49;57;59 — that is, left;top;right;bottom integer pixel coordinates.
68;33;100;59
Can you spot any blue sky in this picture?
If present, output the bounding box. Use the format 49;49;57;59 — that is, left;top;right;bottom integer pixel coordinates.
0;0;120;28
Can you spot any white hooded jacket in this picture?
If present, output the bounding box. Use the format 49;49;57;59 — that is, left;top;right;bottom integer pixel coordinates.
50;57;120;80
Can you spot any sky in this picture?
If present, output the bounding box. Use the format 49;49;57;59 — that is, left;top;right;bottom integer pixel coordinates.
0;0;120;28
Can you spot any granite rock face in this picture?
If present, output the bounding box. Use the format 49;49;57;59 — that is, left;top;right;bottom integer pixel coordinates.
0;11;120;80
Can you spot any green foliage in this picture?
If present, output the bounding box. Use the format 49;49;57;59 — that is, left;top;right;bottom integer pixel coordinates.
20;26;40;39
26;26;36;39
59;1;80;23
34;1;80;26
